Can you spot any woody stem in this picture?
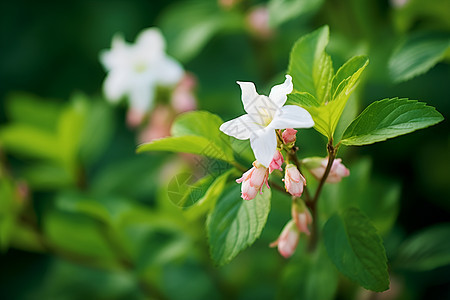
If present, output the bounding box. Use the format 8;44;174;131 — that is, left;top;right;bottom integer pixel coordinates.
307;139;338;251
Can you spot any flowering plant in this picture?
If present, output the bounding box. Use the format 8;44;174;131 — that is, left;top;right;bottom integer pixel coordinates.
138;25;444;292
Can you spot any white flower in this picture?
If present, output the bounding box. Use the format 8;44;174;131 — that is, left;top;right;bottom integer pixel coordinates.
100;28;184;112
220;75;314;167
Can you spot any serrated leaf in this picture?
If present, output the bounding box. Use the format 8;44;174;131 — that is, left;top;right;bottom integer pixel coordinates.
323;207;389;292
288;29;368;138
207;184;271;265
331;56;369;101
389;31;450;83
138;111;234;162
288;25;330;99
341;98;444;146
394;224;450;271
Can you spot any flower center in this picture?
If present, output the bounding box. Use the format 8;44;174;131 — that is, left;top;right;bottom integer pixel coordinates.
134;61;148;73
253;96;278;127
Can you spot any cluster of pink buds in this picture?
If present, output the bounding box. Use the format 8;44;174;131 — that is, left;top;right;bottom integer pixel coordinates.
233;128;351;259
236;161;269;200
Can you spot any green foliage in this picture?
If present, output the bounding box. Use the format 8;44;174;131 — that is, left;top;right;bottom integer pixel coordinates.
160;0;242;62
268;0;325;28
0;93;115;189
207;184;271;266
341;98;444;146
279;245;338;300
389;31;450;83
394;224;450;271
323;207;390;292
319;158;401;236
288;26;330;100
288;26;369;139
184;169;233;220
137;111;234;163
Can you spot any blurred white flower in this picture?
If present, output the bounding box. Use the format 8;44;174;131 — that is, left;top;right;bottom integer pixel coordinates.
100;28;184;112
220;75;314;167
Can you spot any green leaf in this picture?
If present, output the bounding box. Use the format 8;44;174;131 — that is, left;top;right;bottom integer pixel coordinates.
43;210;116;262
286;92;320;107
341;98;444;146
5;92;62;132
57;95;87;169
389;31;450;83
394;224;450;271
288;26;330;100
324;55;369;136
207;183;271;265
137;136;231;162
287;30;368;138
331;56;368;101
184;169;233;220
0;124;60;161
138;111;234;163
268;0;325;27
79;99;115;165
323;207;389;292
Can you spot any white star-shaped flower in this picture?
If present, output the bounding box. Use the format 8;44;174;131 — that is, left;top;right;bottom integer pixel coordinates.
100;28;183;112
220;75;314;167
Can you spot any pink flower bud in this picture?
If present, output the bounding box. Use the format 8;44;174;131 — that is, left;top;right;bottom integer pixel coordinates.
283;164;306;197
236;161;269;200
269;150;284;174
292;202;312;235
270;220;299;258
309;158;350;183
282;128;297;144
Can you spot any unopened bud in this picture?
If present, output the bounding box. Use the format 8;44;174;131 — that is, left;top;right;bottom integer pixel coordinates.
292;200;312;235
236;161;269;200
270;220;299;258
282;128;297;144
283;164;306;197
306;157;350;183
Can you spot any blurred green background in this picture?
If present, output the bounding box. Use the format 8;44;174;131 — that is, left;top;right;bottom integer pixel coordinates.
1;0;449;299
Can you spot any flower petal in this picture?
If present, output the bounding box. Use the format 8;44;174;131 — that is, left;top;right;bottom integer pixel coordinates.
103;70;130;103
128;82;156;112
156;56;184;86
269;75;293;108
100;34;130;71
267;105;314;130
219;114;264;140
135;28;166;61
237;81;260;114
250;129;277;167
